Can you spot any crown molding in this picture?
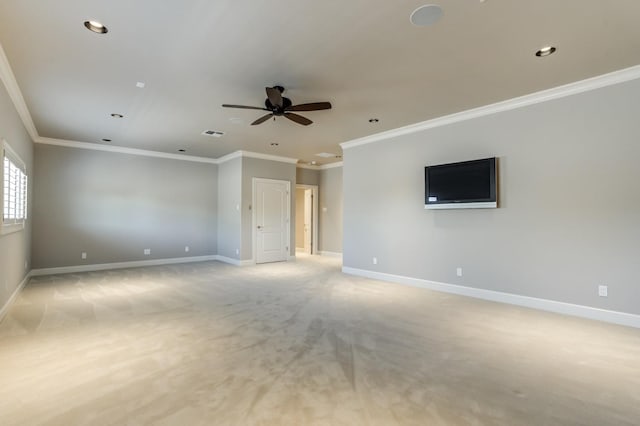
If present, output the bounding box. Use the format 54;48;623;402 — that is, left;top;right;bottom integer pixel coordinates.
9;35;639;163
36;137;219;164
235;150;299;164
296;164;320;170
341;64;640;150
36;137;300;166
296;161;343;170
0;42;39;141
2;41;300;166
320;161;343;170
216;151;299;165
216;151;243;163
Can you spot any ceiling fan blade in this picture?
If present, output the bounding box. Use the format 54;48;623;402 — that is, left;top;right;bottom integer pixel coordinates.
222;104;268;111
286;102;332;112
251;113;274;125
284;113;313;126
265;87;283;108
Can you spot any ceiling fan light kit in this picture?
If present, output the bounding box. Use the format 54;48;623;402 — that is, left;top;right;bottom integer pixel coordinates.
222;86;332;126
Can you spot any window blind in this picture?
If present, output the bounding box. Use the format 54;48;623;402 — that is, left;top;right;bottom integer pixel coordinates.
3;151;28;225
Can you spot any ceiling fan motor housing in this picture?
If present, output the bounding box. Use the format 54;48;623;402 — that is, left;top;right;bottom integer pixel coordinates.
265;97;292;115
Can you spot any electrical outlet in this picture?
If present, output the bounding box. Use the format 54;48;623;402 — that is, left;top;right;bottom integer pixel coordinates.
372;257;378;265
185;246;190;253
236;248;240;256
24;261;28;270
81;252;87;260
598;285;608;297
144;249;151;255
456;267;463;277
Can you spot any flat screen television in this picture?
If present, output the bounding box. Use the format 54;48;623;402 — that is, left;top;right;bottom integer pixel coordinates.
424;157;497;209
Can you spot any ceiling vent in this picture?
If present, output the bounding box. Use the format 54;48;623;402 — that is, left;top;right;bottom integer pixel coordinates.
202;130;225;138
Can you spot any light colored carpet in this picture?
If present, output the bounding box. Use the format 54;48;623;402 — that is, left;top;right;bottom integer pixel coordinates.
0;256;639;425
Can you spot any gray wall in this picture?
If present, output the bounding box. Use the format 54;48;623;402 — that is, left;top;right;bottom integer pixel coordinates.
32;145;217;268
296;168;320;186
241;157;296;260
0;79;33;311
343;78;640;315
295;188;305;249
319;167;343;254
217;157;242;260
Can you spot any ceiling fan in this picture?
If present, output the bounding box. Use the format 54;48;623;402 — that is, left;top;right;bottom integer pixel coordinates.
222;86;332;126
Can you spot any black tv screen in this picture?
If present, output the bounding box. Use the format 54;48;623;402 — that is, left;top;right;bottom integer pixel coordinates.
425;157;497;209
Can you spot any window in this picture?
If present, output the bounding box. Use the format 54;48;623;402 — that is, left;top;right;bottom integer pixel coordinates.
2;140;28;234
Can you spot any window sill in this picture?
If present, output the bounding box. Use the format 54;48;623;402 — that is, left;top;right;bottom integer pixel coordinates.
1;223;25;236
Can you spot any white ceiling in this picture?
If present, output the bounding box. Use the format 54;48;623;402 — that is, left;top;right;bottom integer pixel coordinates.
1;0;640;165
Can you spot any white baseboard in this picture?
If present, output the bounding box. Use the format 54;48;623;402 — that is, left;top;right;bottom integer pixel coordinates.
319;251;343;259
215;255;241;266
219;256;294;265
12;255;253;312
0;271;32;323
216;256;255;266
31;255;219;277
342;267;640;329
30;254;289;273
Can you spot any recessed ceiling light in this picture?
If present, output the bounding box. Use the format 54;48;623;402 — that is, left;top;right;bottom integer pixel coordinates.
369;118;379;123
101;138;112;142
84;20;108;34
110;113;124;118
536;46;557;57
270;143;279;146
178;149;186;152
410;5;444;27
136;82;145;88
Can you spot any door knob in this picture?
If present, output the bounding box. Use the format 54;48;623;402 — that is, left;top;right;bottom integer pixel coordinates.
257;225;263;229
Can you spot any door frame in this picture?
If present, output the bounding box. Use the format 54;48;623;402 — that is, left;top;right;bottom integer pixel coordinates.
296;184;319;255
252;178;291;264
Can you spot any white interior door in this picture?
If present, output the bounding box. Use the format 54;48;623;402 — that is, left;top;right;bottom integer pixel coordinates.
255;179;289;264
304;189;312;254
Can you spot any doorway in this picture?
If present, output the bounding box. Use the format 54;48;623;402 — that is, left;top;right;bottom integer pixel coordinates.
295;184;318;255
253;178;290;264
